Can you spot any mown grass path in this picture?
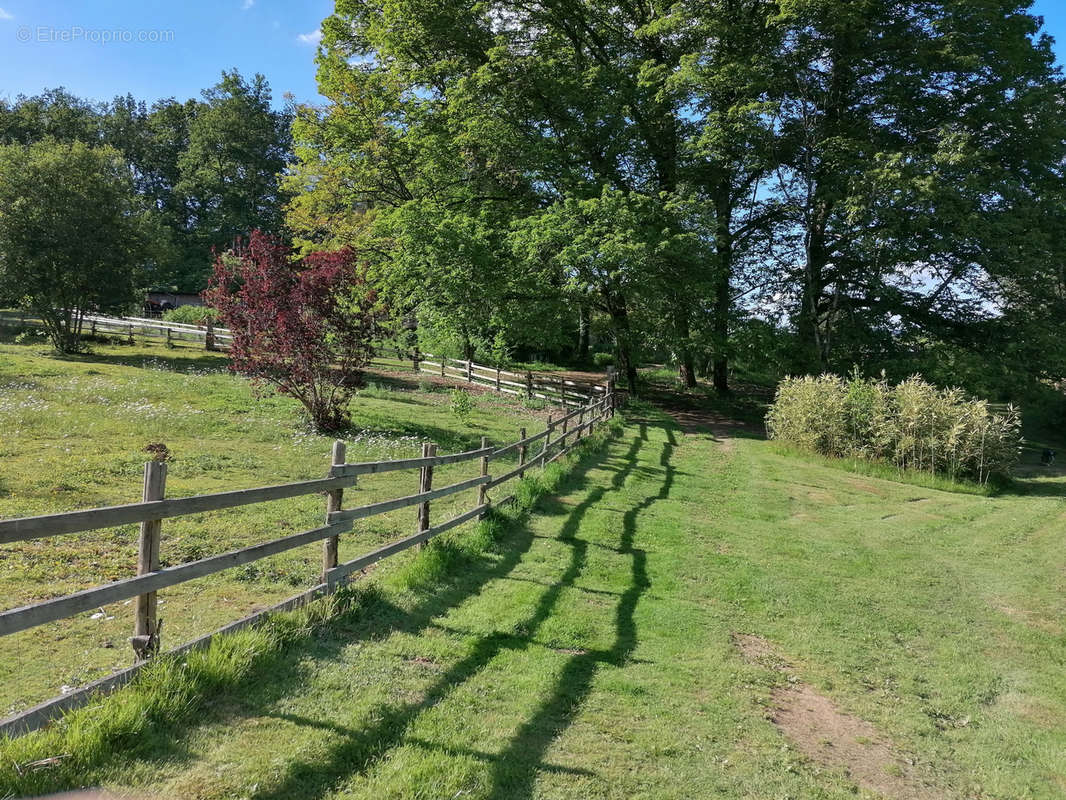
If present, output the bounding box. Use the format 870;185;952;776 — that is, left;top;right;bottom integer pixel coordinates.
14;407;1066;799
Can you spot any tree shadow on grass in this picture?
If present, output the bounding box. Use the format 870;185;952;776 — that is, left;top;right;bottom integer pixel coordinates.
484;420;678;799
48;346;231;375
241;429;650;800
15;433;620;798
998;477;1066;498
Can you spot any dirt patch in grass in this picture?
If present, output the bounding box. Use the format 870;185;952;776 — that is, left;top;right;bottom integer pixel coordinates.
993;602;1064;635
733;633;938;800
806;489;838;505
845;479;889;497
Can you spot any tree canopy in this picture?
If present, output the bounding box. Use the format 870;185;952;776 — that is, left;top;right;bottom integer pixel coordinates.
0;70;293;293
287;0;1066;397
0;140;155;351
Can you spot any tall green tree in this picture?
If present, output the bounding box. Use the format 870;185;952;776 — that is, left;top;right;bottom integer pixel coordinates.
0;74;294;293
291;0;788;392
177;71;293;287
770;0;1066;374
0;140;155;351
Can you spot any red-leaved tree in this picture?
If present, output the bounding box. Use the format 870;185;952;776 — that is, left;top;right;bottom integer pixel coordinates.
204;231;387;432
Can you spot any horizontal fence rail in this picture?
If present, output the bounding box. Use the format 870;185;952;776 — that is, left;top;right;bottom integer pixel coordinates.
0;311;233;351
0;475;358;545
0;382;616;738
415;352;607;408
330;447;493;479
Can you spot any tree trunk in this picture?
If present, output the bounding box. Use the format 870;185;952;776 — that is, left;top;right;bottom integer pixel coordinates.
711;271;729;393
676;313;696;388
712;183;734;393
577;303;590;361
798;203;831;373
608;300;638;396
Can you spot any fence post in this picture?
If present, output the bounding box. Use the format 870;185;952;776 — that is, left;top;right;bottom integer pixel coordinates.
165;327;172;348
90;319;97;337
495;367;501;393
133;458;167;659
127;323;135;345
205;319;215;351
577;407;585;441
559;377;568;410
417;442;436;549
518;427;528;478
477;435;490;510
322;440;346;579
526;371;534;400
413;346;420;374
440;358;446;378
541;413;554;465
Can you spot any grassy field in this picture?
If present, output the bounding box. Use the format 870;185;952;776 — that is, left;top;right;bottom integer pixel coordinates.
1;372;1065;797
0;332;551;717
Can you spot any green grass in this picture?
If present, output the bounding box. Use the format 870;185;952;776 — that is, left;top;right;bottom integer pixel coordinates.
4;394;1066;798
4;334;1066;798
0;333;552;717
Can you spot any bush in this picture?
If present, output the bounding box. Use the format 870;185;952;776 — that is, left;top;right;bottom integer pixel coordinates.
162;305;218;325
204;231;387;433
766;371;1021;483
592;351;614;368
450;388;474;423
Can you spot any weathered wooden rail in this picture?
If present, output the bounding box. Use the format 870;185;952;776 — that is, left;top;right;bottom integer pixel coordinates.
416;352;605;407
81;313;232;350
0;387;616;738
3;314;604;407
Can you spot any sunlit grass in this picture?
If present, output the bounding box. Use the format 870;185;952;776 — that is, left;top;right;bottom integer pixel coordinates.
0;333;552;715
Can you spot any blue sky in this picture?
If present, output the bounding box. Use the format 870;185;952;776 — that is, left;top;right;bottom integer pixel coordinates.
0;1;1064;110
0;0;333;108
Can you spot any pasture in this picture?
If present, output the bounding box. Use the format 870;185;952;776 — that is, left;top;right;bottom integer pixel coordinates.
1;339;1064;797
0;333;549;719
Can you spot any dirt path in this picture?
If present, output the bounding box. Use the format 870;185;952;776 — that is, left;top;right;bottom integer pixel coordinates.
645;385;765;446
734;634;940;800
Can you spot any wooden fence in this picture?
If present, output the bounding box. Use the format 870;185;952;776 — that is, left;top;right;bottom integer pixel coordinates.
417;353;605;407
0;388;616;738
4;314;604;409
80;313;232;350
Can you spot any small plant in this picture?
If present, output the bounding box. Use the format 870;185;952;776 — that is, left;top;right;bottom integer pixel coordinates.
450;388;474;423
14;329;46;345
204;231;388;433
592;351;614;368
143;442;171;463
162;306;219;326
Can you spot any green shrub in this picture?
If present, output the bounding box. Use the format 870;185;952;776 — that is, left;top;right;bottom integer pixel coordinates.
766;372;1021;483
450;388;474;423
592;351;614;368
162;305;219;325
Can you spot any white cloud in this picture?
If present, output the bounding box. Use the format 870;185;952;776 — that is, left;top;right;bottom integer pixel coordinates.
297;28;322;45
0;8;14;20
241;0;254;8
